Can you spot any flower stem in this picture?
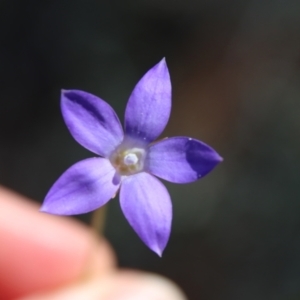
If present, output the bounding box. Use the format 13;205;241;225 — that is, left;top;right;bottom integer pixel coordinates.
91;205;107;235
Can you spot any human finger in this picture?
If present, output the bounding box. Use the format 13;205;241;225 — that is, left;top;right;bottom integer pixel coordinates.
0;186;115;299
19;270;187;300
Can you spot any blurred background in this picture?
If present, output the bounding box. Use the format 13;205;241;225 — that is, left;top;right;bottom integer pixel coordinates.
1;0;300;299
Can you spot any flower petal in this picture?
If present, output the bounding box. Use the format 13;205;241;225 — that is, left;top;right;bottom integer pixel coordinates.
146;137;223;183
41;158;120;215
120;172;172;256
124;58;171;143
61;90;124;157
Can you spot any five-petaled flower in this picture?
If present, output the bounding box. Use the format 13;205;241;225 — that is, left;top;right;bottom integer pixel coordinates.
41;58;222;256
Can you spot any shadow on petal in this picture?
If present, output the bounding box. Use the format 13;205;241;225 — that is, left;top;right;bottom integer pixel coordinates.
112;172;121;185
185;139;223;179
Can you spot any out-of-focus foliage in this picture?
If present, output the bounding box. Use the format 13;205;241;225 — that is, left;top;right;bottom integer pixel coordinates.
1;0;300;299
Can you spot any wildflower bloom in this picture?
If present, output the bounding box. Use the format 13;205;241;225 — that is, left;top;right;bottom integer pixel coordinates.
41;58;222;255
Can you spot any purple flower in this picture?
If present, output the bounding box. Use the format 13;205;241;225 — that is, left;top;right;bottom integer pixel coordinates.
41;58;222;256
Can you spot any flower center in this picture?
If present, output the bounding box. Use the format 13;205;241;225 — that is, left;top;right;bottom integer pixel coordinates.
110;147;145;176
123;153;138;165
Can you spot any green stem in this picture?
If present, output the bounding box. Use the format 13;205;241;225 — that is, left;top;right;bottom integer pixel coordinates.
91;205;107;235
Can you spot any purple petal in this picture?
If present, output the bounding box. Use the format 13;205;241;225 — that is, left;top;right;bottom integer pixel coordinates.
41;158;120;215
124;58;171;143
61;90;124;157
146;137;223;183
120;172;172;256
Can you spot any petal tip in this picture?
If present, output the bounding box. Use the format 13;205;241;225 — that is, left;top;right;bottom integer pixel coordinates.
214;152;223;163
39;204;56;215
151;246;164;257
39;198;64;215
157;57;169;72
60;89;77;98
159;57;166;64
60;89;72;102
61;89;72;97
39;205;48;213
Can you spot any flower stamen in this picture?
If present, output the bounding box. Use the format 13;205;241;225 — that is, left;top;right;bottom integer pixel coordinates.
124;153;138;166
110;147;145;176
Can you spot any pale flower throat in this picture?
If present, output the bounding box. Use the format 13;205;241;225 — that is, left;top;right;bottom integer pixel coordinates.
110;145;146;175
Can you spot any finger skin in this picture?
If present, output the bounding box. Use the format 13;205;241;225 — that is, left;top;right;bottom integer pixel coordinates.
20;271;188;300
0;187;115;299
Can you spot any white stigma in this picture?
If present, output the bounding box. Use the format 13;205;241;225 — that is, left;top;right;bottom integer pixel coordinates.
123;153;139;166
